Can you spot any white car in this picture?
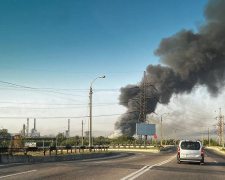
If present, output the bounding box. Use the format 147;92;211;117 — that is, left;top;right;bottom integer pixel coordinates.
177;140;204;165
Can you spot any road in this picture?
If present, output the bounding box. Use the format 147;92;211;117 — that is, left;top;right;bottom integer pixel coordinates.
0;147;224;180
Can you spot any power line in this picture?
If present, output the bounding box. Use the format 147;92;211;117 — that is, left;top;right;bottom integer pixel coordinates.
151;114;214;133
0;101;89;106
0;86;120;92
0;106;89;109
160;102;214;119
163;116;215;128
0;113;124;119
171;101;214;118
0;65;143;74
0;80;87;97
0;103;120;110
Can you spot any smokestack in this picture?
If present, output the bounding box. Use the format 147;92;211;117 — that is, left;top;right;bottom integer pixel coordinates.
68;119;70;137
26;118;29;137
34;118;36;130
23;124;26;137
116;0;225;135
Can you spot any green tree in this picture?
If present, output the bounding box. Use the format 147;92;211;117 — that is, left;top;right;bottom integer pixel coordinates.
1;140;9;147
56;133;66;146
94;136;111;145
0;129;11;147
0;129;10;138
61;137;80;146
114;134;135;144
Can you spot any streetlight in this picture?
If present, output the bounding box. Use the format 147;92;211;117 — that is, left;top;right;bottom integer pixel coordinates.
161;113;169;146
89;76;106;148
175;129;177;146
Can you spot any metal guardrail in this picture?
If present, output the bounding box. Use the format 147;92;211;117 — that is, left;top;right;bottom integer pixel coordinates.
110;145;159;149
0;146;109;156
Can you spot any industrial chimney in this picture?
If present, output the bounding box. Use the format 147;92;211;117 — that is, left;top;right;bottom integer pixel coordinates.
34;118;36;130
65;119;70;138
68;119;70;137
26;118;29;137
23;124;26;137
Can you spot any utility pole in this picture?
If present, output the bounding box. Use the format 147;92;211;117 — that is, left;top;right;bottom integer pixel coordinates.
143;71;147;123
202;132;204;146
143;72;147;147
89;76;105;149
222;116;224;148
218;108;222;145
161;116;163;146
89;86;92;147
139;71;147;143
208;127;210;147
161;113;169;146
175;129;177;146
82;120;84;146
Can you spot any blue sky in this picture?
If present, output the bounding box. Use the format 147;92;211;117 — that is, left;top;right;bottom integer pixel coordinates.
0;0;209;88
1;0;217;137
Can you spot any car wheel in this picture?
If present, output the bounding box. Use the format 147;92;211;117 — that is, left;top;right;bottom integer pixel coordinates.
200;157;204;165
177;155;181;164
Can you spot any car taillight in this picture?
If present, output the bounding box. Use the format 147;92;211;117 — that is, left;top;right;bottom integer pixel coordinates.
178;147;180;155
201;148;204;156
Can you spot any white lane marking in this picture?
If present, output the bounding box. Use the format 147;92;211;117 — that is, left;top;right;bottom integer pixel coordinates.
121;155;175;180
129;156;175;180
214;161;218;163
94;161;111;163
0;170;37;179
120;166;149;180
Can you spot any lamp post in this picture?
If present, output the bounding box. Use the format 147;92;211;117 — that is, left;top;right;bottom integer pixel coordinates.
175;129;177;146
161;113;169;146
89;76;106;148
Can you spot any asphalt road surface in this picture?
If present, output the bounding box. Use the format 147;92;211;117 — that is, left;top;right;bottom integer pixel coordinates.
0;147;224;180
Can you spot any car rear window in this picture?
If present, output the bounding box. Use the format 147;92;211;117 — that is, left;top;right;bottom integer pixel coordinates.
180;142;200;150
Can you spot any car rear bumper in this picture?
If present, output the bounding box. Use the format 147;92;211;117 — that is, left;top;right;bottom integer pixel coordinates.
179;158;202;162
177;155;203;162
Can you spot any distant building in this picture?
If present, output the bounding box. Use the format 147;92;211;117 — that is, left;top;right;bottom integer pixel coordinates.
23;118;40;137
65;130;70;138
85;131;89;138
30;128;40;137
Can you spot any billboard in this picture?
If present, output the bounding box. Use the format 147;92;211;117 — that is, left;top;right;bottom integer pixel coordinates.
25;142;36;147
136;124;156;135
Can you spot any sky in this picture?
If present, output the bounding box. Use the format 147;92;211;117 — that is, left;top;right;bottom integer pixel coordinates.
1;0;222;140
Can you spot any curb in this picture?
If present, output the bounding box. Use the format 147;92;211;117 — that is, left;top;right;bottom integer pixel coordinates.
0;152;111;164
109;148;160;153
206;146;225;155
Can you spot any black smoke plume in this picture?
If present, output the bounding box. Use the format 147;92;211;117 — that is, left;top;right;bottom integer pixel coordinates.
115;0;225;135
